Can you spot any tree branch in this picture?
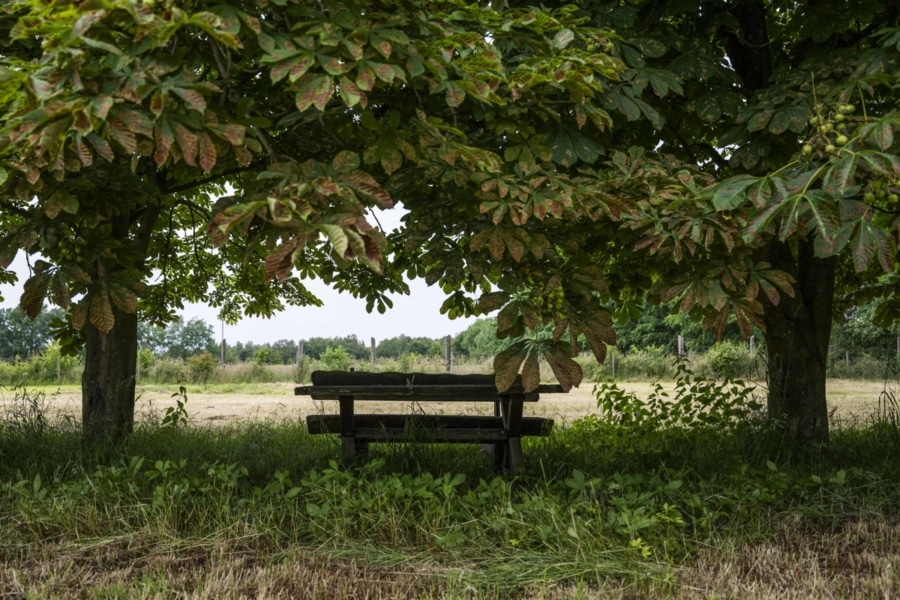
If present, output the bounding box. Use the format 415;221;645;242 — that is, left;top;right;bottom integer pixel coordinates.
161;163;263;196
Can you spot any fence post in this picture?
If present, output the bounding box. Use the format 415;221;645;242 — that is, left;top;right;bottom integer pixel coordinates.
296;339;305;380
610;348;616;379
445;335;452;372
370;337;376;371
845;351;850;378
677;335;685;357
749;335;755;355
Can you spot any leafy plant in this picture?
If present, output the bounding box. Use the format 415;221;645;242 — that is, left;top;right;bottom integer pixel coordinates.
596;360;763;431
161;386;190;430
321;346;353;372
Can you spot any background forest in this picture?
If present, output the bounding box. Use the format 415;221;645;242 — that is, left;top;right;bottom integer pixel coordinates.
3;300;899;386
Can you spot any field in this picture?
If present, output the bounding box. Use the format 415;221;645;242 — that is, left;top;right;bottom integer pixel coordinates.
2;377;899;599
4;378;889;425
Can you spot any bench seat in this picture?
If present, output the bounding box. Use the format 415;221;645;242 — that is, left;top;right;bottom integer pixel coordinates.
307;414;554;442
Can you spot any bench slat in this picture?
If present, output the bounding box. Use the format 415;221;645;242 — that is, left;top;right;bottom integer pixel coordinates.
295;384;563;401
307;414;553;438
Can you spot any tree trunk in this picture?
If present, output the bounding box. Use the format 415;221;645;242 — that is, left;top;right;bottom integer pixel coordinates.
761;239;835;444
82;305;139;443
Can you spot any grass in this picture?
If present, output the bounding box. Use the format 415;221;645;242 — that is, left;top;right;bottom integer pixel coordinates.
2;379;900;598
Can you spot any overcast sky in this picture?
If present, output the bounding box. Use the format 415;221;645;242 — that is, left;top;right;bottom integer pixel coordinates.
0;207;477;345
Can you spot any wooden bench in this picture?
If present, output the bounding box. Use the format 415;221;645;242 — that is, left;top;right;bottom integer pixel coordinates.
296;370;564;472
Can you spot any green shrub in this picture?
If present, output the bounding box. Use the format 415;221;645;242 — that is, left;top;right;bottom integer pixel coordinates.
186;352;218;384
321;346;352;371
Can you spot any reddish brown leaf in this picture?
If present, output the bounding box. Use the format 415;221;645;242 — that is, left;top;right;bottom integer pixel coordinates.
175;124;199;166
264;239;300;281
20;273;50;320
73;9;106;35
488;231;505;261
198;131;216;172
172;87;207;112
108;284;137;313
154;122;174;167
521;352;541;393
64;264;92;284
115;108;153;138
70;299;88;331
356;65;376;91
295;75;334;112
73;109;92;134
346;170;393;208
477;291;507;313
494;341;528;392
50;273;71;308
88;291;115;333
106;117;136;154
72;136;93;167
542;344;583;392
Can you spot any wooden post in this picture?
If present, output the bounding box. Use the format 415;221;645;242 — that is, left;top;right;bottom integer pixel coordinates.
610;348;616;379
749;335;755;355
677;335;685;357
444;335;452;372
845;351;850;378
370;337;376;371
296;339;305;380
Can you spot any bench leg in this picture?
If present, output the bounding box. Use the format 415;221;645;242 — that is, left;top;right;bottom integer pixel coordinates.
506;438;524;473
341;436;356;466
339;395;356;466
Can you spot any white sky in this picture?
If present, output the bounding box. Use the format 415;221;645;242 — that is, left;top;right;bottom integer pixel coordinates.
0;207;477;345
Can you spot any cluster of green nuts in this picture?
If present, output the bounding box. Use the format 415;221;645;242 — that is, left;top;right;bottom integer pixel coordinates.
538;285;566;320
863;178;900;205
54;232;83;262
802;103;856;156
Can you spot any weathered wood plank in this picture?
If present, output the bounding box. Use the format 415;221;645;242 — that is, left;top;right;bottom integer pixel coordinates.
307;414;554;437
294;385;563;401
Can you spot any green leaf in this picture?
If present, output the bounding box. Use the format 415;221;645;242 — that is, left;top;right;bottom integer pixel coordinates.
445;82;465;108
713;175;759;211
747;109;775;132
860;119;894;151
321;224;349;261
332;151;360;174
644;68;682;97
552;28;575;49
851;219;894;272
548;127;599;167
43;190;79;219
338;75;363;108
822;155;858;196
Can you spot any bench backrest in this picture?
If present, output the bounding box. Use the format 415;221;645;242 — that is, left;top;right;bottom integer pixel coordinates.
310;370;520;388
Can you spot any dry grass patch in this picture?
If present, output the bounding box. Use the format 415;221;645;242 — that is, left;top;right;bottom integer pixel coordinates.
2;542;446;600
675;518;900;599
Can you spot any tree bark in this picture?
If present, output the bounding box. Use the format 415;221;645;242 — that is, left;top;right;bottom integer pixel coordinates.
80;197;160;443
82;305;139;443
761;239;835;444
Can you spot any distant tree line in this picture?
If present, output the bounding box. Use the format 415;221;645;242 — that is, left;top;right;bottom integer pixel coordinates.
3;301;900;367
